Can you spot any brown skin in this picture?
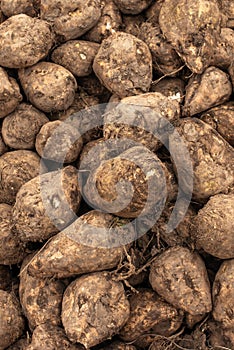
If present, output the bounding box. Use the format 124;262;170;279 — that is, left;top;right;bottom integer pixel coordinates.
212;259;234;329
0;14;53;68
139;22;183;76
137;319;184;349
2;103;49;150
19;62;77;113
19;254;67;331
78;137;134;185
104;92;180;152
0;150;42;205
0;2;233;342
55;90;99;119
51;40;100;77
169;118;234;202
35;120;83;163
78;138;111;176
93;32;152;98
161;161;178;203
61;272;130;348
84;146;168;218
28;210;135;278
194;194;234;259
113;0;152;15
54;91;102;144
0;67;22;119
13;166;81;243
151;77;185;105
149;246;212;315
0;290;25;349
0;203;25;265
183;66;232;116
151;200;196;248
26;324;84;350
134;310;184;349
1;0;37;17
218;0;234;27
119;288;183;343
210;28;234;69
83;0;122;43
84;157;144;218
159;0;221;73
105;93;121;112
200;102;234;146
40;0;101;41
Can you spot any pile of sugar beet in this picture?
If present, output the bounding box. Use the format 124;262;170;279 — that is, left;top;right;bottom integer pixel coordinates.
0;0;234;349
